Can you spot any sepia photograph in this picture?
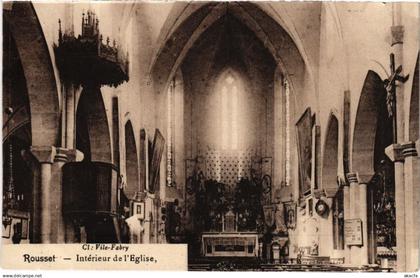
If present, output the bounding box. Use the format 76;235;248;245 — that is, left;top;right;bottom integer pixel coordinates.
1;0;419;274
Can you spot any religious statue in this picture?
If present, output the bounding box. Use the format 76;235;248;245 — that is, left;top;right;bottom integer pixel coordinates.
286;205;296;230
310;241;319;256
12;222;22;244
274;203;287;234
382;53;409;142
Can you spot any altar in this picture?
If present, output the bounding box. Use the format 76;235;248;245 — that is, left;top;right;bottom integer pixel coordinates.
202;232;259;257
201;209;259;257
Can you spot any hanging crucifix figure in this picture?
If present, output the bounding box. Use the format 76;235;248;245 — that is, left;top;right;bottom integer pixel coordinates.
383;53;409;143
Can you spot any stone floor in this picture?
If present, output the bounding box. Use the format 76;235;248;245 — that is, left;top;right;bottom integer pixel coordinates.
188;257;394;272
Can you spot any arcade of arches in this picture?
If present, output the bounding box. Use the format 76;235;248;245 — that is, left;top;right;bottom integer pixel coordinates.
2;1;419;272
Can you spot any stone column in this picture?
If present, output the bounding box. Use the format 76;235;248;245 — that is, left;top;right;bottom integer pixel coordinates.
343;184;350;264
143;195;153;244
393;145;406;272
346;173;369;266
30;146;56;243
402;141;419;272
52;148;83;243
347;173;358;265
29;145;83;244
385;143;405;271
65;84;80;149
21;150;41;243
316;192;334;258
51;148;68;243
359;182;368;266
390;3;407;271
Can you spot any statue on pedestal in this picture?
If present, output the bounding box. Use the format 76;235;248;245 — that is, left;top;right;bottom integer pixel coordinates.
274;203;287;235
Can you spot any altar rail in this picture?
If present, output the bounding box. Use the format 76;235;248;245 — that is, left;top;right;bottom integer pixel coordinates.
202;232;259;257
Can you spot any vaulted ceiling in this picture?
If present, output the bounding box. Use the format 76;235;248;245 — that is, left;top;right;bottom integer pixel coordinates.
151;2;314;96
181;13;276;95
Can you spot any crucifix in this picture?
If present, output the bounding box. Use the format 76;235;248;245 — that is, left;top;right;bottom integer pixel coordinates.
383;53;409;143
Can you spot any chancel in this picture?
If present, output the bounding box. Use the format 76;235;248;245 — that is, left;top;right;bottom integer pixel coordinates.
2;1;419;272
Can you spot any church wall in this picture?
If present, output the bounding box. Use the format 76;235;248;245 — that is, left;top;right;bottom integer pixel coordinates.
318;2;418;177
31;1;178;184
289;1;419;263
401;3;420;141
6;2;418;267
180;24;277;163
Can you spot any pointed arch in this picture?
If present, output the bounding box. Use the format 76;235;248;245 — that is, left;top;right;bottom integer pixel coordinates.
124;120;139;199
150;2;309;102
76;88;112;163
112;97;120;169
352;71;385;180
4;2;60;147
2;21;31;145
322;113;339;189
409;54;419;142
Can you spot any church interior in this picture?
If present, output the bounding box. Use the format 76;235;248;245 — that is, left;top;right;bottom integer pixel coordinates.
2;1;419;272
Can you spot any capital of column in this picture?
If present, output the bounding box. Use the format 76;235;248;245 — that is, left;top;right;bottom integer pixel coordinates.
54;147;69;163
133;191;147;202
346;172;358;184
313;188;325;199
30;146;56;164
417;139;420;155
385;143;405;162
54;148;84;163
391;25;404;46
323;188;339;198
401;141;418;158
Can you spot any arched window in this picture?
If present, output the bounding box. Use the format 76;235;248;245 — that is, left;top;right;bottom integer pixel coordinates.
167;78;175;186
220;72;239;150
274;73;293;188
166;70;185;188
284;78;291;186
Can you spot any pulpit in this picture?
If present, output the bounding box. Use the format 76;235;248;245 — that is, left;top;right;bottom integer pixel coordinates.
62;161;119;215
62;161;122;242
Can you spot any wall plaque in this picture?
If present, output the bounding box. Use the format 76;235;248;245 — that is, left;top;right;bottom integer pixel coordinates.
344;218;363;245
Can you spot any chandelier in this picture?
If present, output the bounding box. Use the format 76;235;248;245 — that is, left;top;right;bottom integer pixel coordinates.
2;143;23;228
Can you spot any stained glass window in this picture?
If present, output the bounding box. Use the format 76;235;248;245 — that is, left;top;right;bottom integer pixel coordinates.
220;73;239;150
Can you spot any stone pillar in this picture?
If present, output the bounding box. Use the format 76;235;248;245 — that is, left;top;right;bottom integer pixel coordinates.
390;4;407;271
316;193;334;258
142;195;153;244
359;182;368;266
30;146;56;243
385;143;405;271
343;184;350;264
402;141;419;272
346;173;369;266
51;148;83;243
394;138;407;272
65;84;79;149
347;173;358;265
21;150;41;243
51;148;68;243
30;147;83;243
367;184;377;264
390;11;405;145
